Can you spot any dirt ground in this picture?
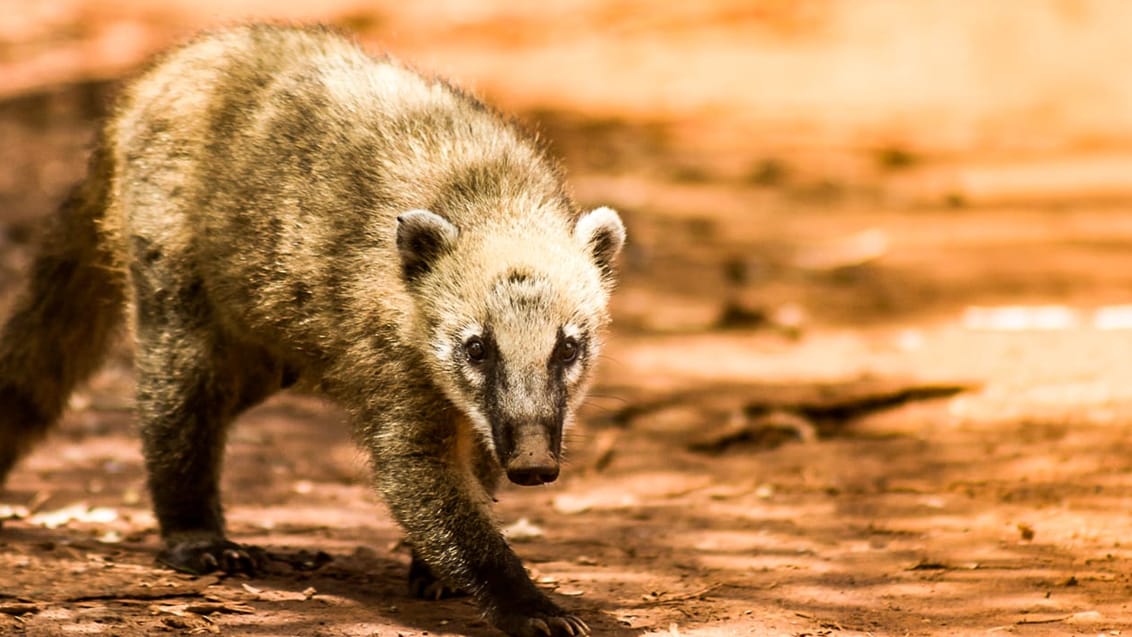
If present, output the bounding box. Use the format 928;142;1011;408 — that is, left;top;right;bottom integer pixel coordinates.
3;2;1132;636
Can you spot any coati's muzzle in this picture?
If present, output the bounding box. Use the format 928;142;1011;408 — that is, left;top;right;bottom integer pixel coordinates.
496;419;561;486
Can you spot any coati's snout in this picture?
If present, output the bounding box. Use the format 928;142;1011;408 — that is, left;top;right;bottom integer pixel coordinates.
497;421;561;486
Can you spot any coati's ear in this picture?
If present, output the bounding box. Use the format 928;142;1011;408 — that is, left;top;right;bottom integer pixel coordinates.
396;209;459;283
573;206;626;279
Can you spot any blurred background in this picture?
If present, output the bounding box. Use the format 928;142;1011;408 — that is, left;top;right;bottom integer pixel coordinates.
4;0;1132;327
3;2;1132;635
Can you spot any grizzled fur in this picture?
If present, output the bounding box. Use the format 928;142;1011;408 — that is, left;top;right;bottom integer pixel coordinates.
0;24;625;637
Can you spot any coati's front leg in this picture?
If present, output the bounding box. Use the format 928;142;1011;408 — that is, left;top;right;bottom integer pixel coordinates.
367;405;587;637
408;550;465;600
132;269;283;574
408;427;503;601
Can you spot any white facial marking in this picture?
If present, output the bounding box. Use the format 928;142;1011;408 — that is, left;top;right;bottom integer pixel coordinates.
465;406;496;454
458;323;483;343
433;336;453;361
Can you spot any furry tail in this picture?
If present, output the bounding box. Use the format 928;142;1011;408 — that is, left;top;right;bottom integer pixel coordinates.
0;146;125;484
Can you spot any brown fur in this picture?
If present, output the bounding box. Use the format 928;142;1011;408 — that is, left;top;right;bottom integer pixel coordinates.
0;24;624;637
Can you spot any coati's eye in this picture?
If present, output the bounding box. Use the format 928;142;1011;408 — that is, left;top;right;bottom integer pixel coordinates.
464;336;486;364
558;337;579;364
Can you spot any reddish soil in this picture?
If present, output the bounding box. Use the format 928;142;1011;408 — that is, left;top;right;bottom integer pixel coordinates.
3;3;1132;636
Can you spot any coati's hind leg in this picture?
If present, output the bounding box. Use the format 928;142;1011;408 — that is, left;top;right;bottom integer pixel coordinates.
409;429;503;600
132;263;285;574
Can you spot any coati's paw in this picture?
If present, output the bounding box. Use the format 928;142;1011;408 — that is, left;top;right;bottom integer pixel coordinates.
493;599;590;637
408;552;467;600
158;538;266;575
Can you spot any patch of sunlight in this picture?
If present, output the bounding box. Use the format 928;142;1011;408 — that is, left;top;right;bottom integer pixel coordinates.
613;332;874;385
778;579;976;608
640;621;772;637
686;529;774;552
695;552;837;574
564;569;663;586
706;499;838;523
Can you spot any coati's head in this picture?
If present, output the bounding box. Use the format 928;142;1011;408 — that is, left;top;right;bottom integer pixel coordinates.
396;206;625;486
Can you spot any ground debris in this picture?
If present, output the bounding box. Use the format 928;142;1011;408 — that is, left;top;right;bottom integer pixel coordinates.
52;574;222;603
152;600;256;616
265;549;333;572
612;378;974;453
185;601;256;615
0;602;39;616
687;410;816;453
502;517;545;542
907;560;950;571
632;584;721;607
240;583;318;602
1017;522;1035;541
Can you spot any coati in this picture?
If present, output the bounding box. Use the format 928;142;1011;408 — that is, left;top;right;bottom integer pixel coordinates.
0;24;625;637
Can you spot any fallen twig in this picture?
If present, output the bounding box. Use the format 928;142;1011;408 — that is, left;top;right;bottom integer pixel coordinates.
632;584;722;607
1016;615;1071;625
0;603;39;616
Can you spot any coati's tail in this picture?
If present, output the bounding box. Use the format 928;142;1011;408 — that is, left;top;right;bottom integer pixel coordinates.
0;146;125;484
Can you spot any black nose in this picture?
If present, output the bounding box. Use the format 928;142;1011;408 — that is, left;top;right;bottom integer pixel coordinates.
505;461;560;486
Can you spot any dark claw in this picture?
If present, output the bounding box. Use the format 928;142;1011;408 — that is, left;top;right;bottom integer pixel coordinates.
408;552;466;600
222;548;250;573
568;616;590;636
554;615;589;636
549;617;576;636
497;605;588;637
411;577;459;601
157;538;265;575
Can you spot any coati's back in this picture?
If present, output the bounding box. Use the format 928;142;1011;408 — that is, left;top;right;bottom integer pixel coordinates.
108;24;572;363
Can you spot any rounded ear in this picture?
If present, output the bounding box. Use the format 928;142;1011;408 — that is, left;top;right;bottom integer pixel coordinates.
396;209;459;283
573;206;626;280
